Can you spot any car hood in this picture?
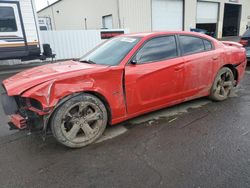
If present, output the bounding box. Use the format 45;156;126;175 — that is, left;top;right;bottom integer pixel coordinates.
3;61;108;96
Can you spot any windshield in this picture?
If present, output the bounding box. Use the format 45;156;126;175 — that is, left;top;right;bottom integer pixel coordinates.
80;37;141;66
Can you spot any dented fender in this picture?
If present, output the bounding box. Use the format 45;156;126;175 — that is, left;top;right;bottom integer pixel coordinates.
18;66;128;123
22;78;95;109
21;78;109;115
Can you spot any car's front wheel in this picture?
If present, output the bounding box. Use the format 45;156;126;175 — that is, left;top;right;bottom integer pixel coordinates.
51;93;108;148
210;67;235;101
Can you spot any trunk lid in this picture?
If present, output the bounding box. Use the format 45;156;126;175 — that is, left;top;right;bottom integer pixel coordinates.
221;41;243;48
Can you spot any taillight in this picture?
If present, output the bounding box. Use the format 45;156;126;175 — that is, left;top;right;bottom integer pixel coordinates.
239;39;248;46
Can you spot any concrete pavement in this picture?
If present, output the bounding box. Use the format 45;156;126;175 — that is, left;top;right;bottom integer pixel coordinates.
0;68;250;188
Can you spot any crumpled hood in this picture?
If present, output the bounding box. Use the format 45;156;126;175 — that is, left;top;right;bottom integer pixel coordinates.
3;61;108;96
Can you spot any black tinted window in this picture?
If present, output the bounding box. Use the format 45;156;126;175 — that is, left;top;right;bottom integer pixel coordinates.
40;26;48;31
203;40;213;50
0;7;17;32
180;36;205;55
136;36;177;63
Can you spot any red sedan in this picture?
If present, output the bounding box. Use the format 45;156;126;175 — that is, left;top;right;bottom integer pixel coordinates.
1;31;247;148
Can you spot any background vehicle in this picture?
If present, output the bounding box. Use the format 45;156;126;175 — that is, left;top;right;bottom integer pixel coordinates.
239;29;250;61
190;28;215;38
0;0;52;61
1;32;247;148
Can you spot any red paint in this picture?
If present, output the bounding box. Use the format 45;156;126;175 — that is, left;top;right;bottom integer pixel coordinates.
10;114;27;129
100;31;125;39
3;31;247;126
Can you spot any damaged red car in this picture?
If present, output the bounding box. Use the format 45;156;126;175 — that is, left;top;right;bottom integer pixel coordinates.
1;31;247;148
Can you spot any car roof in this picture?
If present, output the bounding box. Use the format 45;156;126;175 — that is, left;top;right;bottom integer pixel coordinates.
124;31;212;39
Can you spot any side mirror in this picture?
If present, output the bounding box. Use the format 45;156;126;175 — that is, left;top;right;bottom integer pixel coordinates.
131;54;142;65
131;59;138;65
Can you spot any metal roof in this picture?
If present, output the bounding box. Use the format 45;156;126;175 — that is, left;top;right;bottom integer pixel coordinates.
37;0;62;13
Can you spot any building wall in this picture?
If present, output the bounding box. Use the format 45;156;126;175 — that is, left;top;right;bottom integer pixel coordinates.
38;0;152;32
119;0;250;37
184;0;250;38
119;0;152;33
38;0;119;30
38;0;250;37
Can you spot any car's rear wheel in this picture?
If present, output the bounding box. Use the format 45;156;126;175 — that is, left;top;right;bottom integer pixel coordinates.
51;94;108;148
210;67;235;101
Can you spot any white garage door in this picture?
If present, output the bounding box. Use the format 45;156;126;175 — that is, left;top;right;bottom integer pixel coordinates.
196;1;219;24
152;0;183;31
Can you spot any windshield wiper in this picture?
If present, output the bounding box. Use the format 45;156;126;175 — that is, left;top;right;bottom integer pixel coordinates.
79;59;96;64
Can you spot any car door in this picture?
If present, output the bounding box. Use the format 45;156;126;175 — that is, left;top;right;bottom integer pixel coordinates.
125;35;185;115
179;35;214;97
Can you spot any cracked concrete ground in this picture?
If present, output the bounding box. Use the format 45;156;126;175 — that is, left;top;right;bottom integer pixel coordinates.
0;68;250;188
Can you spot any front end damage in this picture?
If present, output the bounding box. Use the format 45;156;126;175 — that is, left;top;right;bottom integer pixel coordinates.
1;61;114;137
1;84;46;132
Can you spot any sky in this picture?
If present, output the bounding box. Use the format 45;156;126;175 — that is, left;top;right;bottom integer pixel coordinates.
35;0;58;11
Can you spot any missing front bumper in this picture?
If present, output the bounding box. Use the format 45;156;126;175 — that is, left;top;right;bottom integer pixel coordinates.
9;114;27;130
1;92;18;115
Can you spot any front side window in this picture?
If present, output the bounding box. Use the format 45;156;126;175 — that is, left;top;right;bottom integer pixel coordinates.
135;36;178;64
179;36;205;55
0;7;17;32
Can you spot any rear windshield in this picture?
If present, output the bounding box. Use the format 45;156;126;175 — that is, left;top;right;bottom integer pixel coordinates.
242;29;250;38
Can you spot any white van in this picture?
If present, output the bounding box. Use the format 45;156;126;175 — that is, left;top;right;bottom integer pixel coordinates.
0;0;43;60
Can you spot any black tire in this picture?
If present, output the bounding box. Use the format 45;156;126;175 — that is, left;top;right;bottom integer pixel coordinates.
210;67;235;101
51;93;108;148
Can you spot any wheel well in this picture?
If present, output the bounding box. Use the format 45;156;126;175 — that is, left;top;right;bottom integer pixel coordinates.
223;64;238;81
84;91;112;124
46;91;112;132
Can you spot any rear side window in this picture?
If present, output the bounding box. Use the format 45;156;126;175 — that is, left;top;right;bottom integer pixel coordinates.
203;40;213;50
0;7;17;32
179;36;205;55
136;36;178;63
